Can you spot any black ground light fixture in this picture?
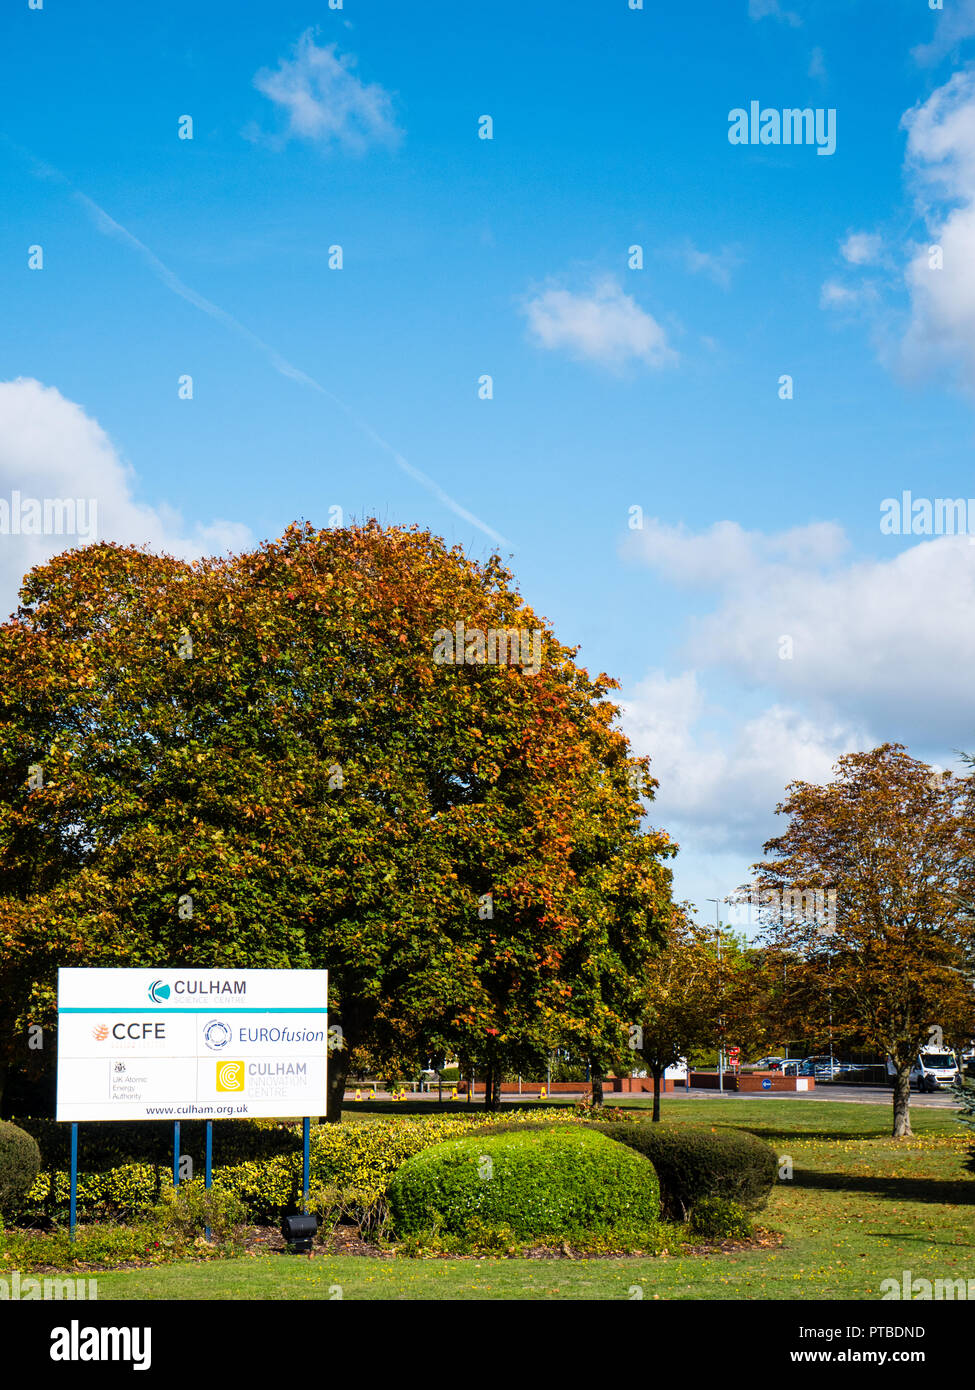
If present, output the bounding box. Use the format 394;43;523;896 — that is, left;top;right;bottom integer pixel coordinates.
281;1213;318;1253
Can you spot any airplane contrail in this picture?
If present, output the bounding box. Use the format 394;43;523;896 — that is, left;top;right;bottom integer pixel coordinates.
20;146;510;547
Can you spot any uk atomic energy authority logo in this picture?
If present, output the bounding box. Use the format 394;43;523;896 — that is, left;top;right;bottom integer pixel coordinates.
216;1060;245;1092
203;1020;232;1051
147;980;170;1004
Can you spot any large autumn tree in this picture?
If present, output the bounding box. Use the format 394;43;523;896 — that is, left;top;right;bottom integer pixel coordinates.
0;521;675;1117
749;744;975;1138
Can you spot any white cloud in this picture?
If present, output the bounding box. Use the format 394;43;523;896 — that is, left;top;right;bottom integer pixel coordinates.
679;242;741;288
819;278;881;313
747;0;801;26
523;277;677;370
899;70;975;388
913;0;975;66
0;378;252;619
820;278;863;309
822;76;975;388
623;670;865;856
250;30;401;153
903;70;975;188
620;515;975;906
840;231;883;266
808;46;827;80
624;516;975;746
626;517;847;589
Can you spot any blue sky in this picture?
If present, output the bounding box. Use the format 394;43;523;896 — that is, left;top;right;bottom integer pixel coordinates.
4;0;975;922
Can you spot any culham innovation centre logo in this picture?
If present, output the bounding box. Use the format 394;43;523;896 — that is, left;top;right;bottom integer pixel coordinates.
147;980;171;1004
216;1060;245;1092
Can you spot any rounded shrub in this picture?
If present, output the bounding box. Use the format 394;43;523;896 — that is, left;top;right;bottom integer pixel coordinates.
0;1121;42;1217
597;1122;777;1219
387;1126;660;1240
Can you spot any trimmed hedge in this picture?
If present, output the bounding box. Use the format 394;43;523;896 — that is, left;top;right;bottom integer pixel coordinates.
387;1126;661;1239
0;1121;42;1217
27;1163;161;1220
597;1122;777;1219
18;1110;587;1223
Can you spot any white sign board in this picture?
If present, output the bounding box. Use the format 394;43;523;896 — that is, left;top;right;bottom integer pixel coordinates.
56;968;328;1121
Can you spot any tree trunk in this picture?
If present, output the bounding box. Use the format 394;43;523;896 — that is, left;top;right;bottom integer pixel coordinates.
325;1046;350;1124
651;1063;663;1122
892;1064;913;1138
591;1070;603;1107
484;1063;501;1110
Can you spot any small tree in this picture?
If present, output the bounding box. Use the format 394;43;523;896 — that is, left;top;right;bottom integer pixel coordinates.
637;917;718;1121
750;745;975;1138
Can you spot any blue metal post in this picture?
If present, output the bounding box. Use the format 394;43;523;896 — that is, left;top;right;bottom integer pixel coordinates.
302;1117;310;1214
205;1120;212;1241
173;1120;180;1188
69;1123;78;1243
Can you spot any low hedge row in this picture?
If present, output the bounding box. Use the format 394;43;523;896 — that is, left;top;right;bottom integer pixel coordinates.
19;1110;588;1222
14;1112;776;1232
387;1127;661;1239
597;1121;777;1219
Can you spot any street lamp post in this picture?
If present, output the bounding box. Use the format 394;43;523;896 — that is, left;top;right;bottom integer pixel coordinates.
707;898;724;1094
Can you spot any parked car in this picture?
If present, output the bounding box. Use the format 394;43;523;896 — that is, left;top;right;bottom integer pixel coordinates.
753;1056;784;1070
800;1055;845;1080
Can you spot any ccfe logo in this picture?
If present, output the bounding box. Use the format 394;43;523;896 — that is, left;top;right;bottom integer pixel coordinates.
216;1061;244;1092
147;980;171;1004
203;1020;232;1051
92;1024;109;1041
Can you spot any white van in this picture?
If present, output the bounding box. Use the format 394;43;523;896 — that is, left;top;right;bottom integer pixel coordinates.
886;1050;959;1092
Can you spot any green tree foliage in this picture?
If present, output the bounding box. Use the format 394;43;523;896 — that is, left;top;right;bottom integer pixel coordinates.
0;522;676;1116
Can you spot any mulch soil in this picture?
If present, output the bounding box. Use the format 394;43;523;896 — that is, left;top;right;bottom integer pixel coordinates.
8;1223;783;1271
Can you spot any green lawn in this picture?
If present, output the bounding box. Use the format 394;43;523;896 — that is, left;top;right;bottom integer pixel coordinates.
84;1099;975;1300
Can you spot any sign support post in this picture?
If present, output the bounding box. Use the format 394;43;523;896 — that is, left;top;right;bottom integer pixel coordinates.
302;1117;310;1214
173;1120;181;1188
205;1119;213;1240
69;1122;78;1244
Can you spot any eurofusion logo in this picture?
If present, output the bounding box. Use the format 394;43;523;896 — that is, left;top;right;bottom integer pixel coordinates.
147;980;170;1004
203;1020;232;1052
